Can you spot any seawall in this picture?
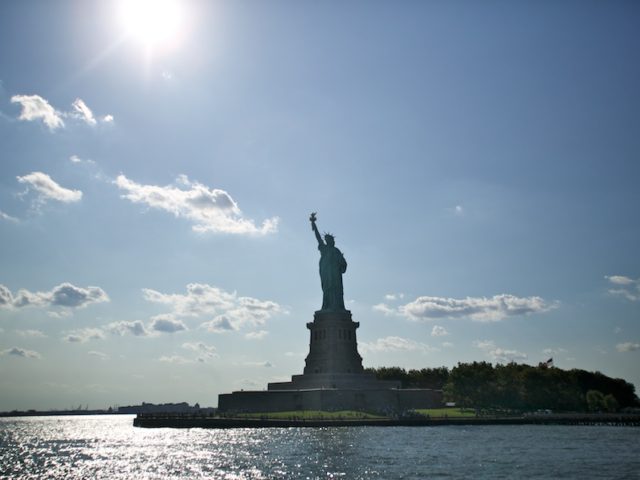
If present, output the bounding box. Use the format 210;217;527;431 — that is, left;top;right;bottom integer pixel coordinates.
134;413;640;429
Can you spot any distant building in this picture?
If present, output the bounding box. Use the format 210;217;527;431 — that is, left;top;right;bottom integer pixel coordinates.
118;402;214;414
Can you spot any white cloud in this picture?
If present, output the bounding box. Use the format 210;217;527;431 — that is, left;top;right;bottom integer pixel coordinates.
11;94;64;130
106;320;149;337
384;293;404;301
107;315;188;337
88;350;109;360
201;316;236;333
606;275;635;286
606;275;640;301
143;283;236;316
397;294;552;322
0;285;13;307
616;342;640;353
474;340;495;350
431;325;448;337
182;342;218;362
231;297;282;326
454;205;464;215
242;361;273;368
373;303;397;316
608;290;639;302
245;330;268;340
71;98;97;125
143;283;283;332
64;328;105;343
49;283;108;307
284;351;304;357
15;329;47;338
104;313;188;337
474;340;528;363
182;342;213;351
0;210;18;222
11;94;112;130
69;155;95;166
17;172;82;204
0;283;109;310
442;341;454;348
115;174;278;235
158;355;193;364
490;348;528;363
360;336;433;354
542;347;567;356
1;346;41;359
149;314;187;333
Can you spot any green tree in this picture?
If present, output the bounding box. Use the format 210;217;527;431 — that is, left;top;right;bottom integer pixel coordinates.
444;362;496;410
522;367;550;410
370;363;639;412
604;394;619;412
572;369;638;408
407;367;449;389
367;366;450;389
542;367;583;411
366;366;408;387
494;363;527;411
586;390;605;412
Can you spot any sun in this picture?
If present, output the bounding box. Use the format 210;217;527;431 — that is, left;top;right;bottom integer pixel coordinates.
118;0;185;50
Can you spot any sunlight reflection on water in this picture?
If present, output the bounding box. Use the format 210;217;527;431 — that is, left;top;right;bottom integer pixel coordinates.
1;415;639;479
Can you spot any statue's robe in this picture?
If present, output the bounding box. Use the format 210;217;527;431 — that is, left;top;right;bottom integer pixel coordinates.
318;244;347;311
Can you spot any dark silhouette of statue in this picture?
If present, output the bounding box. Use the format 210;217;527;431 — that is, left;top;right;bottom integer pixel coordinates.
310;212;347;311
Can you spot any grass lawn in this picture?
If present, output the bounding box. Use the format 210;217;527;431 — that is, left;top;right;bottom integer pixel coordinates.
234;410;387;420
229;408;477;420
412;407;476;418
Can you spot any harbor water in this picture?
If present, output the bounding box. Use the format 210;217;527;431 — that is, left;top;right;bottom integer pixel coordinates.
1;415;639;479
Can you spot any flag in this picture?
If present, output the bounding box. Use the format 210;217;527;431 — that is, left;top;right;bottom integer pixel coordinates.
539;358;554;368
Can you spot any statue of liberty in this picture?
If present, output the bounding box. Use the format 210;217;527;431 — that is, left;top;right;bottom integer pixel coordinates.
310;212;347;311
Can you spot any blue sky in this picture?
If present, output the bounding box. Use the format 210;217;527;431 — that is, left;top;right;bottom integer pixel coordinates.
1;0;639;410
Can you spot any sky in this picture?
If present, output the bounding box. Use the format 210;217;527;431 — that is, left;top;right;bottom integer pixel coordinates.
0;0;639;411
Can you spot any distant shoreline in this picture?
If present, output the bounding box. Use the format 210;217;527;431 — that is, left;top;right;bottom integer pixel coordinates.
0;410;126;417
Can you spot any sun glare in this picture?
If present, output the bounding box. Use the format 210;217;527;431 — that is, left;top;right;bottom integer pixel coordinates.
119;0;185;50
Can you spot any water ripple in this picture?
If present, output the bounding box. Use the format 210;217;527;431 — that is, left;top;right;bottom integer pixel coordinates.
1;416;639;479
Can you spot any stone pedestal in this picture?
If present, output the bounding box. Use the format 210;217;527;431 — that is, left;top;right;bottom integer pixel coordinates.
266;309;399;392
304;310;363;375
217;309;443;413
218;388;443;413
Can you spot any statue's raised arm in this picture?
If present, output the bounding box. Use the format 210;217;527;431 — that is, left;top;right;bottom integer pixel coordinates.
309;212;347;311
310;212;324;246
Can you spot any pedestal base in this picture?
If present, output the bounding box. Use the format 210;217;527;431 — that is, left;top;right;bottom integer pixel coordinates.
217;308;443;413
218;388;443;414
268;372;399;391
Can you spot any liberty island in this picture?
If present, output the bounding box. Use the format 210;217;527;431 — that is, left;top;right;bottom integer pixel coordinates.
132;214;640;426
